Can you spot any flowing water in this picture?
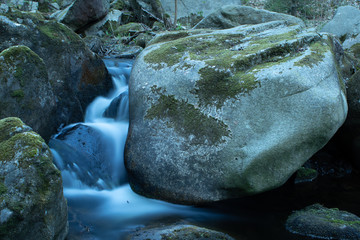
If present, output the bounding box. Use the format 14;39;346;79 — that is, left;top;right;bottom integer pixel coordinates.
49;58;360;240
49;59;222;240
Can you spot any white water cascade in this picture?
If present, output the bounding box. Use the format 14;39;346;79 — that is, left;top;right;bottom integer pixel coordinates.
49;59;218;240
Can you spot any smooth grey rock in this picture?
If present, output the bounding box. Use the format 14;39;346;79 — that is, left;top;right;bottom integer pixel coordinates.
125;20;347;204
321;6;360;40
0;117;68;240
194;5;304;29
160;0;242;20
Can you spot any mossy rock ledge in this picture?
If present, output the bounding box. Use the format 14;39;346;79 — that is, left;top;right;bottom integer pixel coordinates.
0;117;68;240
125;20;348;204
286;204;360;239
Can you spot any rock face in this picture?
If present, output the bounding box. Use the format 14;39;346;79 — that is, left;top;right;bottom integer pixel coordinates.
194;5;304;29
55;0;110;32
127;224;235;240
0;11;111;140
0;45;56;140
0;117;68;240
286;204;360;239
125;20;347;204
160;0;242;21
321;6;360;41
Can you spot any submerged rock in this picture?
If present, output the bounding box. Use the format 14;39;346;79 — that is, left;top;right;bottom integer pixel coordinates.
194;5;304;29
125;20;347;204
0;45;56;140
49;124;115;188
0;11;111;140
0;117;68;240
286;204;360;239
126;223;235;240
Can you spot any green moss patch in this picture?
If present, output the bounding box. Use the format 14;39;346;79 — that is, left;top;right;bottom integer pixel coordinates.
295;167;318;183
10;90;24;99
144;28;320;108
192;67;260;108
294;41;328;68
38;22;81;43
145;91;230;145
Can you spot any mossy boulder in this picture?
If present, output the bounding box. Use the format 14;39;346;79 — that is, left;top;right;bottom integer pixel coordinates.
0;45;57;140
286;204;360;239
53;0;110;32
0;117;68;240
126;223;235;240
0;11;111;140
194;5;305;29
125;20;347;204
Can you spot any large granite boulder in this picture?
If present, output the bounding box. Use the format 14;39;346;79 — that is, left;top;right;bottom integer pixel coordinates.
0;45;56;140
194;5;304;29
54;0;110;32
125;20;347;204
0;117;68;240
0;11;111;140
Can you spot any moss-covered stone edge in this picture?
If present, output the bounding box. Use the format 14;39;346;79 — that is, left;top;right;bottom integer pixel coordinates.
145;86;230;145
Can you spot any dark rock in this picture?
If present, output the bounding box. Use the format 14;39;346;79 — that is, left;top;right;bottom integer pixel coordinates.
294;167;318;184
286;204;360;239
103;90;129;120
0;117;68;240
56;0;110;32
129;0;167;27
0;11;111;140
49;123;123;188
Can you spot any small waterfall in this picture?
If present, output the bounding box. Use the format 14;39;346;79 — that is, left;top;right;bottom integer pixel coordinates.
49;58;217;240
